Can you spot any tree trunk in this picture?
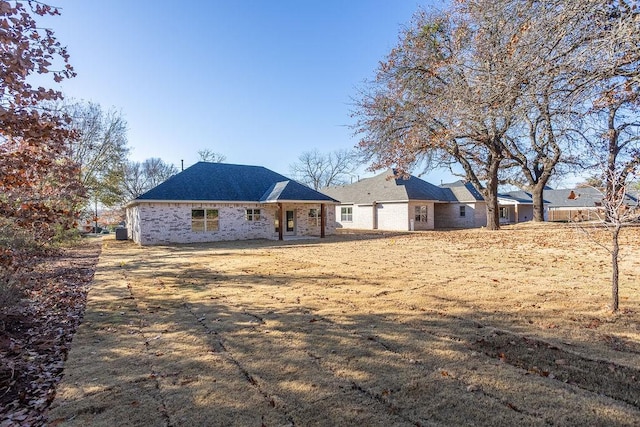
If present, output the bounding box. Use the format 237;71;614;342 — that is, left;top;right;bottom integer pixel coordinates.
531;184;545;222
611;225;620;312
483;158;501;230
484;192;500;230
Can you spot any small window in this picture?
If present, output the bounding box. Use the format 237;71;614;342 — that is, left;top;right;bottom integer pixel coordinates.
246;208;261;221
308;208;321;226
414;206;427;222
192;209;219;232
341;206;353;222
499;207;509;219
459;206;466;217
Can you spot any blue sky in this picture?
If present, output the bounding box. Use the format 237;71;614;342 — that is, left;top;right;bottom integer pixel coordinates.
40;1;466;183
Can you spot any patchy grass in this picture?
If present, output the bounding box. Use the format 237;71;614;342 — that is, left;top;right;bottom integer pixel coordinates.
48;224;640;426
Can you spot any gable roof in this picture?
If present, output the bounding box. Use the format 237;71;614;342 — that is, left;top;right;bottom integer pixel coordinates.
132;162;337;204
322;170;446;204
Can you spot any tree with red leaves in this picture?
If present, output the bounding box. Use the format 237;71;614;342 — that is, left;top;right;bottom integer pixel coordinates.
0;0;79;243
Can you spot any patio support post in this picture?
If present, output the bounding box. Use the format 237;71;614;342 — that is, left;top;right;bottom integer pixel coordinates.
278;203;284;241
320;203;326;238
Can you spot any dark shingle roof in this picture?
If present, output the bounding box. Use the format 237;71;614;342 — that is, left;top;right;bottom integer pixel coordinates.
135;162;337;203
542;187;638;208
322;170;446;204
499;187;640;207
439;181;484;202
499;190;534;204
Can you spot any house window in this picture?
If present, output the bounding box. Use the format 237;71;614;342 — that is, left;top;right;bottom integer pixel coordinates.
414;205;427;222
308;208;321;226
459;206;466;217
192;209;219;232
246;208;261;221
341;206;353;222
499;207;509;219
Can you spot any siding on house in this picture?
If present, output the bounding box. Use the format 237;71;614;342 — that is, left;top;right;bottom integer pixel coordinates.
334;201;437;231
375;202;410;231
336;204;373;230
325;170;444;232
326;171;544;231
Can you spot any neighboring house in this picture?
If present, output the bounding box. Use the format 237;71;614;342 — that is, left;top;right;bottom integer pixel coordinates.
125;162;338;245
496;190;535;224
321;171;445;231
540;187;639;222
322;170;535;231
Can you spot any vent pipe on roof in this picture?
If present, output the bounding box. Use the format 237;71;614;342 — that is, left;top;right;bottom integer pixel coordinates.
181;159;184;171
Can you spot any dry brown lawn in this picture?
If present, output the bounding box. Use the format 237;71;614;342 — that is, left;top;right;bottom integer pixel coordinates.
48;223;640;426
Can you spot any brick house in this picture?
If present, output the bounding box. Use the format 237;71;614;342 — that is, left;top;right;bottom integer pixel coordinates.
322;170;534;231
125;162;338;245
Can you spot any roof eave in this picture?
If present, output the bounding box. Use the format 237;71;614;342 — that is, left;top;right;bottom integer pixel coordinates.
262;199;340;204
126;199;266;207
127;199;338;208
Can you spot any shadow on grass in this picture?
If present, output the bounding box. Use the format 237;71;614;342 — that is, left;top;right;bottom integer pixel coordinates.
49;247;640;426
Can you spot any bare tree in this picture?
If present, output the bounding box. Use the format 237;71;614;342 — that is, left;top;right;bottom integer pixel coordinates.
62;101;129;207
141;158;178;189
602;172;639;312
573;1;640;212
118;158;178;203
197;148;226;163
119;161;147;201
575;168;639;312
354;4;529;229
499;0;594;222
569;0;640;312
289;149;358;190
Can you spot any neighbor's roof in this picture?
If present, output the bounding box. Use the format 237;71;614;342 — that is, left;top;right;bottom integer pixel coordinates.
439;180;485;202
133;162;338;204
543;187;638;208
498;190;534;204
321;170;446;204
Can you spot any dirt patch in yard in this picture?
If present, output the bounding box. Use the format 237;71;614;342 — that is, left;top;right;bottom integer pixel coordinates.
48;224;640;426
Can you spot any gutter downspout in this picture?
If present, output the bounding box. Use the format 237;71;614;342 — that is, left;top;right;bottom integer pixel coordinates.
373;201;378;230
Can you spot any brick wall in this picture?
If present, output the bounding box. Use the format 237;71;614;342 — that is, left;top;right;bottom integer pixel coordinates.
126;202;336;245
434;202;487;228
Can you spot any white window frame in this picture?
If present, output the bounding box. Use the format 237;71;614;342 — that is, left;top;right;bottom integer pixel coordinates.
192;209;219;232
414;205;427;223
499;207;509;220
341;206;353;222
308;208;321;226
246;208;261;221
